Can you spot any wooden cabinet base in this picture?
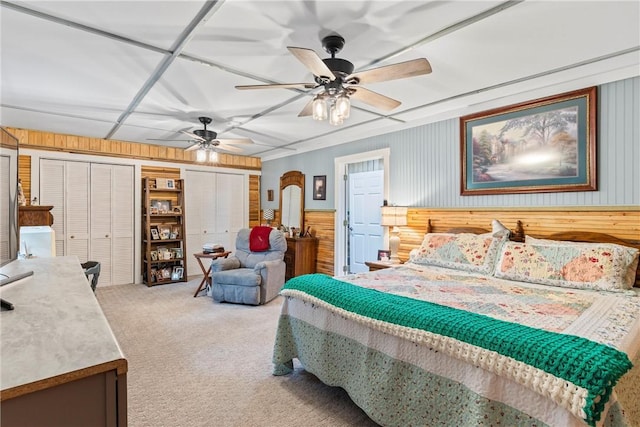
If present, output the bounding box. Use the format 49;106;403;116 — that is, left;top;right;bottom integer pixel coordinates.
285;237;318;280
1;370;127;427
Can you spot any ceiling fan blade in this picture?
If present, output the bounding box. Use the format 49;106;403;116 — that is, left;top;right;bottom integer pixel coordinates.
146;138;190;142
216;138;253;145
348;58;432;84
298;98;314;117
235;82;317;90
215;143;243;153
287;47;336;80
349;87;401;111
185;144;201;152
180;130;205;141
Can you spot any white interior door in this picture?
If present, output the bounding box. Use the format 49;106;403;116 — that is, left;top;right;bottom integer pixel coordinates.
348;170;384;273
334;149;390;276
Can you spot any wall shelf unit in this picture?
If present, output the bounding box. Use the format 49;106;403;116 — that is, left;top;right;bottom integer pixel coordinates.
142;177;187;286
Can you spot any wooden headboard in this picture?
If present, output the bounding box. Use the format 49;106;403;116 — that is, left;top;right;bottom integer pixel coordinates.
426;219;525;242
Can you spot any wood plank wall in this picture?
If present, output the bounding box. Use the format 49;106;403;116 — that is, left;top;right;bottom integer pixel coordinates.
18;155;31;203
249;175;260;228
6;127;261;171
282;207;640;276
399;208;640;261
304;211;335;276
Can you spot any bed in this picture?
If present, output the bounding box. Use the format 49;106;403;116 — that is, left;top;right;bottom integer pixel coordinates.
272;220;640;427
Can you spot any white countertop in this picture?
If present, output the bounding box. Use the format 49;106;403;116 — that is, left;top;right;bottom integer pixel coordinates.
0;256;126;398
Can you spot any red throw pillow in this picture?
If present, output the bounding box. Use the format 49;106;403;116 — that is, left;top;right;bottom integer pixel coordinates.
249;226;272;252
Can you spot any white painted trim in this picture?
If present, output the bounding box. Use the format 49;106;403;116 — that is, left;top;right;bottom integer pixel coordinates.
334;148;390;277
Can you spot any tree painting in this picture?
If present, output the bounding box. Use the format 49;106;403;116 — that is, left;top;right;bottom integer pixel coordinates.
471;106;579;184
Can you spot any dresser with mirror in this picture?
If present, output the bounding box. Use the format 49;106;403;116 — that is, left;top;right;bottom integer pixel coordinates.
279;171;318;280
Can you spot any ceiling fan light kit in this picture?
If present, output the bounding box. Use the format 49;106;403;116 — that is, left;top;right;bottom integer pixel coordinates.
235;33;432;126
196;148;218;163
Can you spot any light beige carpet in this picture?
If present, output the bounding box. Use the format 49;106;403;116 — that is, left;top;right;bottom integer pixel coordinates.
96;278;380;427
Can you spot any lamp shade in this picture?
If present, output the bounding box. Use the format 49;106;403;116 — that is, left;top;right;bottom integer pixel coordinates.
380;206;408;227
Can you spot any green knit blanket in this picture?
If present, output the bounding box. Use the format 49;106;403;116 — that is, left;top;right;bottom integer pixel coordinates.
282;274;633;426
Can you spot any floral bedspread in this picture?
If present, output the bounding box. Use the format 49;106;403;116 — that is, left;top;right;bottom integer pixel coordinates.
341;263;640;349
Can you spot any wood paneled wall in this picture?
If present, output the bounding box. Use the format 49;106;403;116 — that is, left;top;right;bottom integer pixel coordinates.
285;207;640;276
399;207;640;256
18;155;31;203
249;175;260;228
7;127;261;171
141;166;181;180
304;211;335;276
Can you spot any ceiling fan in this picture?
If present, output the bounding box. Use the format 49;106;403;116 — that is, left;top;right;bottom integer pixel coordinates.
148;116;253;156
235;34;432;124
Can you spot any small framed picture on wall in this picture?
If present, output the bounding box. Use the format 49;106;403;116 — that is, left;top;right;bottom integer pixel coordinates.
313;175;326;200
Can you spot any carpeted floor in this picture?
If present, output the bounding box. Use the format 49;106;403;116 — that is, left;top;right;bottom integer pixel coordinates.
96;278;380;427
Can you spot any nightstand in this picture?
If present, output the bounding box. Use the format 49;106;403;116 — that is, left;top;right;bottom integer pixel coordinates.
365;261;398;271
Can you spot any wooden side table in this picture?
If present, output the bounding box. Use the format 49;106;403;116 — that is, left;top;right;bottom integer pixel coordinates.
192;251;231;297
365;261;400;271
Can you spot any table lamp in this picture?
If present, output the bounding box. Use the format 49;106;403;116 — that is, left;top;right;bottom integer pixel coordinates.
380;206;407;263
263;208;275;226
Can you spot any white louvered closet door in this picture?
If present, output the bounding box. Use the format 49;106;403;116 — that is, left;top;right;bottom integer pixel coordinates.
185;170;216;271
90;164;113;285
40;160;66;256
41;160;134;286
214;173;244;252
90;163;134;286
0;156;10;260
65;162;90;262
111;165;134;285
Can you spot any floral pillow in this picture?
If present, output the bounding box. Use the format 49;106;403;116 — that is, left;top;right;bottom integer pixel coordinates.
410;232;507;275
495;240;640;291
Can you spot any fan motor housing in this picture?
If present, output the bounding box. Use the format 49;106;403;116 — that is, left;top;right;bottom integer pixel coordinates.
194;129;217;140
321;58;354;78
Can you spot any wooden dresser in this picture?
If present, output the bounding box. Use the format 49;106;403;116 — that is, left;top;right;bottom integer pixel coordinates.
284;237;318;281
18;205;54;227
0;256;127;426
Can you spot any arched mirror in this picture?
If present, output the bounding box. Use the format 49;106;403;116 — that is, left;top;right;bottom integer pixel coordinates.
279;170;304;231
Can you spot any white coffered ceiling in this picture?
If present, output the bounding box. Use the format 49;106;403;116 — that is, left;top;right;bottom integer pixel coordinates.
1;1;638;160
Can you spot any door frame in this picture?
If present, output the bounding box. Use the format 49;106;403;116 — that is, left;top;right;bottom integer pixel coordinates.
334;148;390;276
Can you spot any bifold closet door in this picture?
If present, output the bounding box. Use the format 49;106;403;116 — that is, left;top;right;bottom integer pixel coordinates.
40;159;89;260
40;159;134;286
40;160;65;256
90;164;134;286
185;170;216;273
213;173;245;252
0;155;10;259
110;165;134;285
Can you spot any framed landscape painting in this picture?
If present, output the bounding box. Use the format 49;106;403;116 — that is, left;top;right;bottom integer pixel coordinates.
460;86;597;195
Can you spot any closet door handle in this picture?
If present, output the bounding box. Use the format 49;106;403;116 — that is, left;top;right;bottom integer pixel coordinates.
70;235;75;239
105;234;109;238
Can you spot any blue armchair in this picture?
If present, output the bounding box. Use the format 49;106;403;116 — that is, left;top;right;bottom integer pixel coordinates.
210;228;287;305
